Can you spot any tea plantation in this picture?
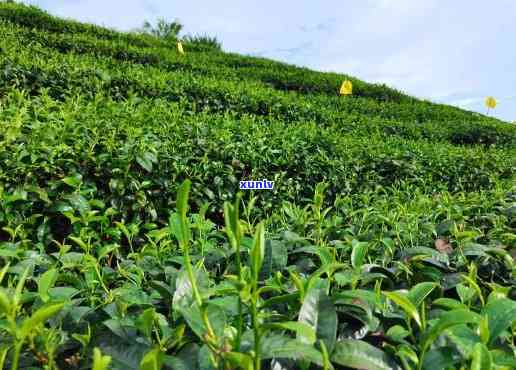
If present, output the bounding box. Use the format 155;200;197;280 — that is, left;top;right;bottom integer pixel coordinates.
0;3;515;370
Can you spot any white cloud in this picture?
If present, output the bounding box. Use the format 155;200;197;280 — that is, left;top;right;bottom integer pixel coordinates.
450;97;484;107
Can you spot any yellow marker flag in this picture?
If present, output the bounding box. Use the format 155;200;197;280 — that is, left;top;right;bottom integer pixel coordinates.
485;96;497;109
177;42;185;55
340;80;353;95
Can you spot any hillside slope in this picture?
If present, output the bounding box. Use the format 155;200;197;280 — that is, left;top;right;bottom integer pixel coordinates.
0;3;515;370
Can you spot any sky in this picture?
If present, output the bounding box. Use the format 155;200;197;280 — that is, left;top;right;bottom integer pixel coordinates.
24;0;516;122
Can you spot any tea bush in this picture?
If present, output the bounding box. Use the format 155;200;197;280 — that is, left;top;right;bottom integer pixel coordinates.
0;3;515;370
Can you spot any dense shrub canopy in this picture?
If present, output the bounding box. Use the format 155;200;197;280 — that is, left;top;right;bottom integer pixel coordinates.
0;3;514;370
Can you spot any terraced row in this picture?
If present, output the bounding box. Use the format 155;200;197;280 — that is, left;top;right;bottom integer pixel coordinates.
1;23;514;148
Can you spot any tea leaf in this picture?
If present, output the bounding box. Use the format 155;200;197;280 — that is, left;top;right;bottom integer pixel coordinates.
383;291;421;327
92;348;112;370
265;321;316;344
140;346;164;370
298;283;337;351
331;339;398;370
250;222;265;281
481;298;516;344
470;342;492;370
37;268;58;303
407;282;438;307
351;240;368;269
260;334;325;366
136;151;157;173
222;352;254;370
136;307;156;339
19;301;65;339
0;289;11;314
421;309;480;351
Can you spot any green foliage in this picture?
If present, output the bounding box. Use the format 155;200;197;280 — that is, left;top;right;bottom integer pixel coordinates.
0;2;514;369
140;18;183;41
183;34;223;52
92;348;112;370
331;339;398;370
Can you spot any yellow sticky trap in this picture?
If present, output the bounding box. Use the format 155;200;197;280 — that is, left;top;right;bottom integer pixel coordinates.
485;96;497;109
340;80;353;95
177;42;185;55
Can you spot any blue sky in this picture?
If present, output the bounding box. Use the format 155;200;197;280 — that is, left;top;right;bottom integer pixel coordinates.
25;0;516;122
